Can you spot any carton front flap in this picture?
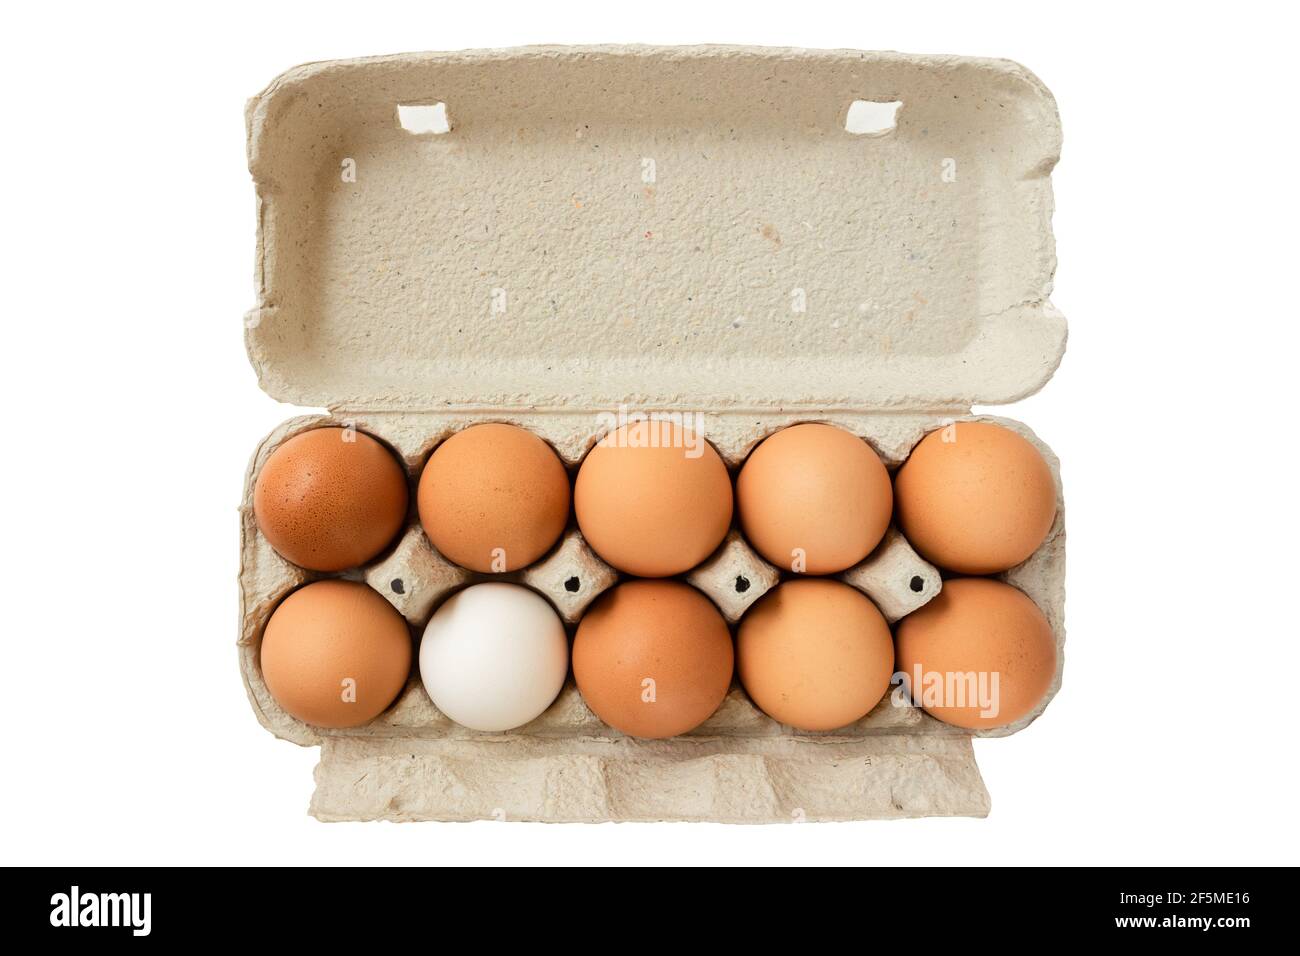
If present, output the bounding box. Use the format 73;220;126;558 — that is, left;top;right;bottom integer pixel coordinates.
246;46;1066;411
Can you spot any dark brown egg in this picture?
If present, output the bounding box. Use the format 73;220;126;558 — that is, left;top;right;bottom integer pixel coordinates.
253;426;408;571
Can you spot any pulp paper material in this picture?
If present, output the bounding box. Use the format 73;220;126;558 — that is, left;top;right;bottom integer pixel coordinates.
239;47;1068;823
311;734;992;823
244;46;1065;413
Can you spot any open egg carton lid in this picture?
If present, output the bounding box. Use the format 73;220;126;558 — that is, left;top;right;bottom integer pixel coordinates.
244;45;1066;413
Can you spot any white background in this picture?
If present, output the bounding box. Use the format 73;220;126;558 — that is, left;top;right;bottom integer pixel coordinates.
3;1;1297;866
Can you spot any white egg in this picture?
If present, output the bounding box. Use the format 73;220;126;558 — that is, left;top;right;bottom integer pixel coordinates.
419;582;568;732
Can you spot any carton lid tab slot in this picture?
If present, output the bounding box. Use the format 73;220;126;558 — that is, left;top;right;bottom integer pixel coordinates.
397;102;451;135
845;99;901;135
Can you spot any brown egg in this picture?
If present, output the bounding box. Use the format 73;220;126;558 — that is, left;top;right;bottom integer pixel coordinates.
573;580;733;738
894;577;1056;730
737;579;893;731
417;423;570;573
894;421;1057;574
253;426;408;572
574;420;732;577
737;423;892;574
260;580;412;728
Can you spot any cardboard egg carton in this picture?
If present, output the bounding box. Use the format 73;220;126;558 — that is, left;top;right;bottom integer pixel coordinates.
239;46;1068;822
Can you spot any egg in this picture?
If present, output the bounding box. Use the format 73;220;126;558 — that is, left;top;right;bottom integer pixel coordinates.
253;426;409;572
737;579;893;731
574;420;732;576
419;582;568;732
894;421;1057;574
259;580;412;728
417;423;570;573
573;579;733;738
894;577;1056;730
737;422;892;574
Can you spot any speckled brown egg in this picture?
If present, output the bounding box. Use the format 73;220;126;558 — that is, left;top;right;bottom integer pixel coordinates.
737;422;893;574
894;421;1057;574
253;426;409;572
894;577;1056;730
737;579;894;732
573;580;733;739
259;580;412;728
575;420;732;577
417;423;570;573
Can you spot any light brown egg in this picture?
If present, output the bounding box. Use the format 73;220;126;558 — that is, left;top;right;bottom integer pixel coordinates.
417;423;570;573
894;421;1057;574
737;579;893;731
894;577;1056;730
737;422;892;574
259;580;412;728
574;420;732;577
573;580;733;739
253;426;408;572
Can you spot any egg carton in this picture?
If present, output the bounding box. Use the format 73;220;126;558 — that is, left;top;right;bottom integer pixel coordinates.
240;47;1068;822
239;410;1065;821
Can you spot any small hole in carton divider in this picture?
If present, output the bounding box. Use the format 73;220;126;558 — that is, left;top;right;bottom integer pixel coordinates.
391;578;405;595
735;575;751;594
909;575;924;593
564;576;581;593
845;100;901;135
397;103;451;135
